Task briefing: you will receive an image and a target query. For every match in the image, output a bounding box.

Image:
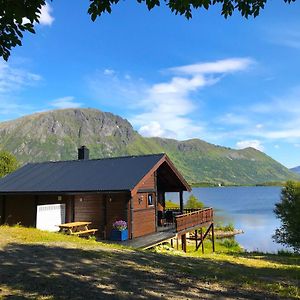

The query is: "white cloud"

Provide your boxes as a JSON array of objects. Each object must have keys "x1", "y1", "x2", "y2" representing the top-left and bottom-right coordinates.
[
  {"x1": 50, "y1": 96, "x2": 82, "y2": 109},
  {"x1": 131, "y1": 75, "x2": 210, "y2": 139},
  {"x1": 38, "y1": 2, "x2": 54, "y2": 26},
  {"x1": 103, "y1": 69, "x2": 115, "y2": 76},
  {"x1": 89, "y1": 58, "x2": 253, "y2": 140},
  {"x1": 131, "y1": 58, "x2": 252, "y2": 139},
  {"x1": 88, "y1": 70, "x2": 147, "y2": 108},
  {"x1": 139, "y1": 122, "x2": 167, "y2": 137},
  {"x1": 0, "y1": 61, "x2": 42, "y2": 119},
  {"x1": 244, "y1": 87, "x2": 300, "y2": 142},
  {"x1": 218, "y1": 113, "x2": 250, "y2": 125},
  {"x1": 268, "y1": 28, "x2": 300, "y2": 50},
  {"x1": 236, "y1": 140, "x2": 264, "y2": 151},
  {"x1": 0, "y1": 61, "x2": 41, "y2": 93},
  {"x1": 169, "y1": 58, "x2": 254, "y2": 75},
  {"x1": 0, "y1": 100, "x2": 33, "y2": 117},
  {"x1": 257, "y1": 128, "x2": 300, "y2": 140}
]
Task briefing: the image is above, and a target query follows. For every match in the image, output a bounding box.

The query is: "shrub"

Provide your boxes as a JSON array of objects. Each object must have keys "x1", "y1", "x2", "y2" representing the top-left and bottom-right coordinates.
[
  {"x1": 0, "y1": 151, "x2": 18, "y2": 178},
  {"x1": 165, "y1": 200, "x2": 179, "y2": 209},
  {"x1": 216, "y1": 222, "x2": 235, "y2": 232},
  {"x1": 273, "y1": 181, "x2": 300, "y2": 253},
  {"x1": 185, "y1": 194, "x2": 204, "y2": 209},
  {"x1": 219, "y1": 238, "x2": 240, "y2": 249}
]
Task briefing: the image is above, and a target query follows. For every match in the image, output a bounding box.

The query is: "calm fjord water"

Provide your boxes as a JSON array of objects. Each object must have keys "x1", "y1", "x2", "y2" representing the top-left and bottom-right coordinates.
[{"x1": 167, "y1": 186, "x2": 286, "y2": 253}]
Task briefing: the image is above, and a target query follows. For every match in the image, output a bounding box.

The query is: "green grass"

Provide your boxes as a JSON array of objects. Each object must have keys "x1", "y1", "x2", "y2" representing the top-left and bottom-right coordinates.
[
  {"x1": 215, "y1": 222, "x2": 235, "y2": 232},
  {"x1": 0, "y1": 225, "x2": 299, "y2": 299}
]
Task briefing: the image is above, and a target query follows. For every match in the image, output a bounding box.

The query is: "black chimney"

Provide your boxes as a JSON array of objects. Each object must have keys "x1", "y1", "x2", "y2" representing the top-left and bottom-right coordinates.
[{"x1": 78, "y1": 146, "x2": 89, "y2": 160}]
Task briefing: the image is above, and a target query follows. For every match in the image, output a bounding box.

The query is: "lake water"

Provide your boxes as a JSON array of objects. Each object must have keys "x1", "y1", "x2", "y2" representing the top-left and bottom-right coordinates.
[{"x1": 166, "y1": 186, "x2": 288, "y2": 253}]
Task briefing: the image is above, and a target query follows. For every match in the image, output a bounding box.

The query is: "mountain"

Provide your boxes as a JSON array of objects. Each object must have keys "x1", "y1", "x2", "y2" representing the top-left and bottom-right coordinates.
[
  {"x1": 0, "y1": 108, "x2": 298, "y2": 185},
  {"x1": 290, "y1": 166, "x2": 300, "y2": 175}
]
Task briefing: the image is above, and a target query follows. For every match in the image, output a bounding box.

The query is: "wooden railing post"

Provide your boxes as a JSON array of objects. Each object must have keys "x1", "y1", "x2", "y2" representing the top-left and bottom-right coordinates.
[
  {"x1": 179, "y1": 191, "x2": 184, "y2": 214},
  {"x1": 211, "y1": 222, "x2": 215, "y2": 252}
]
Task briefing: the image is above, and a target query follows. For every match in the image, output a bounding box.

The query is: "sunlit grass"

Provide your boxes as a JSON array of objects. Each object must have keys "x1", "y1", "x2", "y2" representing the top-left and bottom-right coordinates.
[
  {"x1": 0, "y1": 225, "x2": 299, "y2": 299},
  {"x1": 0, "y1": 225, "x2": 128, "y2": 250}
]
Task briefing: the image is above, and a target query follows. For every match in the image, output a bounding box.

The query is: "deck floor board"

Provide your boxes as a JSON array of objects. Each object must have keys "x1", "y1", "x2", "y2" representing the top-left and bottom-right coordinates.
[{"x1": 106, "y1": 230, "x2": 176, "y2": 249}]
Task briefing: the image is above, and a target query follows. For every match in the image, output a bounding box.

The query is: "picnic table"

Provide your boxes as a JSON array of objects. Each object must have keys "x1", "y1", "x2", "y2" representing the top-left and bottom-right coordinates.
[{"x1": 58, "y1": 221, "x2": 98, "y2": 237}]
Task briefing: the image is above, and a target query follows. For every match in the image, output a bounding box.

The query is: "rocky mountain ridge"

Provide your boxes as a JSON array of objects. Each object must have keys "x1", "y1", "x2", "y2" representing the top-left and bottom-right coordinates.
[{"x1": 0, "y1": 108, "x2": 298, "y2": 185}]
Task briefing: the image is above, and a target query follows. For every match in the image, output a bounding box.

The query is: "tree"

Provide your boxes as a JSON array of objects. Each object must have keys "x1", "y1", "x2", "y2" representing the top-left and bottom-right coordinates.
[
  {"x1": 165, "y1": 199, "x2": 179, "y2": 209},
  {"x1": 185, "y1": 194, "x2": 204, "y2": 209},
  {"x1": 0, "y1": 0, "x2": 297, "y2": 61},
  {"x1": 273, "y1": 181, "x2": 300, "y2": 253},
  {"x1": 0, "y1": 151, "x2": 19, "y2": 178}
]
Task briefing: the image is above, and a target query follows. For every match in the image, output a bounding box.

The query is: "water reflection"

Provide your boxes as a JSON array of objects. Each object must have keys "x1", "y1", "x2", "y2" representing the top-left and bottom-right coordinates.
[{"x1": 166, "y1": 186, "x2": 288, "y2": 253}]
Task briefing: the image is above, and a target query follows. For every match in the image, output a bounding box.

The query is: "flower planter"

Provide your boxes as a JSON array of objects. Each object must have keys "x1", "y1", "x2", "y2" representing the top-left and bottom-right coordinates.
[{"x1": 110, "y1": 229, "x2": 128, "y2": 241}]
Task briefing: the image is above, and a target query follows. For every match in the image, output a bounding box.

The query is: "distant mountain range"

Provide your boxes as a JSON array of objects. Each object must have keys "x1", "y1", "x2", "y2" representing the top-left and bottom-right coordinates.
[
  {"x1": 0, "y1": 108, "x2": 298, "y2": 185},
  {"x1": 290, "y1": 166, "x2": 300, "y2": 175}
]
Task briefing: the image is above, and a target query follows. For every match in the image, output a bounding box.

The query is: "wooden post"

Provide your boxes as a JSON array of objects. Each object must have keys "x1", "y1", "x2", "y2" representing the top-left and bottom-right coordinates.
[
  {"x1": 71, "y1": 196, "x2": 75, "y2": 222},
  {"x1": 182, "y1": 233, "x2": 187, "y2": 252},
  {"x1": 179, "y1": 191, "x2": 184, "y2": 214},
  {"x1": 130, "y1": 195, "x2": 134, "y2": 239},
  {"x1": 154, "y1": 171, "x2": 158, "y2": 232},
  {"x1": 195, "y1": 229, "x2": 198, "y2": 251},
  {"x1": 211, "y1": 223, "x2": 215, "y2": 252},
  {"x1": 0, "y1": 196, "x2": 5, "y2": 225},
  {"x1": 34, "y1": 195, "x2": 38, "y2": 227},
  {"x1": 171, "y1": 238, "x2": 174, "y2": 248},
  {"x1": 176, "y1": 237, "x2": 179, "y2": 250},
  {"x1": 200, "y1": 227, "x2": 204, "y2": 254}
]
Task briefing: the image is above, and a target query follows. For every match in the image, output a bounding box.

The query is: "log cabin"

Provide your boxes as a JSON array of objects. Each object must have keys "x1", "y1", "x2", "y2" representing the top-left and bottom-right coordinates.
[{"x1": 0, "y1": 147, "x2": 214, "y2": 249}]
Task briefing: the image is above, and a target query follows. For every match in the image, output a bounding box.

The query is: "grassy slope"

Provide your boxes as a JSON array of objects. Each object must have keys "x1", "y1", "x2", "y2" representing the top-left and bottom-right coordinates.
[
  {"x1": 147, "y1": 137, "x2": 300, "y2": 185},
  {"x1": 0, "y1": 226, "x2": 299, "y2": 299}
]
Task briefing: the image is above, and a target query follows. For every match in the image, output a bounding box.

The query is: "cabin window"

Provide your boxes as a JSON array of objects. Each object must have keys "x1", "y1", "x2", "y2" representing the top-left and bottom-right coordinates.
[{"x1": 147, "y1": 194, "x2": 153, "y2": 206}]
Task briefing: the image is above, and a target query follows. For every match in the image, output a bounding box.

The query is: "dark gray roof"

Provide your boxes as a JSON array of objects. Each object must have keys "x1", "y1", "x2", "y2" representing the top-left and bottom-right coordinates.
[{"x1": 0, "y1": 154, "x2": 165, "y2": 194}]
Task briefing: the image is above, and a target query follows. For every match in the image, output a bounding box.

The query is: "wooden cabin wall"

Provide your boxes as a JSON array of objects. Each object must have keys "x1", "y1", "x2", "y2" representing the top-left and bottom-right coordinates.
[
  {"x1": 132, "y1": 192, "x2": 156, "y2": 238},
  {"x1": 106, "y1": 193, "x2": 129, "y2": 236},
  {"x1": 4, "y1": 195, "x2": 36, "y2": 226},
  {"x1": 132, "y1": 172, "x2": 157, "y2": 238},
  {"x1": 137, "y1": 173, "x2": 155, "y2": 191},
  {"x1": 1, "y1": 194, "x2": 74, "y2": 227},
  {"x1": 0, "y1": 196, "x2": 3, "y2": 224},
  {"x1": 74, "y1": 194, "x2": 105, "y2": 231}
]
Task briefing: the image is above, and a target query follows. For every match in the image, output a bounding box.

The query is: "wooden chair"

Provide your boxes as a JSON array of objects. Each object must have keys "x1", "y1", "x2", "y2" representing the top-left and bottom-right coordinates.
[{"x1": 157, "y1": 210, "x2": 166, "y2": 227}]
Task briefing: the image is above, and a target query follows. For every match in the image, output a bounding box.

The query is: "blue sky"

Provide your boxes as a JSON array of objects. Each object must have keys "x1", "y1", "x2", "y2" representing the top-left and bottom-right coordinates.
[{"x1": 1, "y1": 1, "x2": 300, "y2": 167}]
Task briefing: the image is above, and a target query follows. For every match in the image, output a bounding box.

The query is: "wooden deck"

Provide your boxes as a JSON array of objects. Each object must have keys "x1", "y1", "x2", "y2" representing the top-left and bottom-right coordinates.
[
  {"x1": 110, "y1": 229, "x2": 176, "y2": 249},
  {"x1": 103, "y1": 208, "x2": 214, "y2": 250}
]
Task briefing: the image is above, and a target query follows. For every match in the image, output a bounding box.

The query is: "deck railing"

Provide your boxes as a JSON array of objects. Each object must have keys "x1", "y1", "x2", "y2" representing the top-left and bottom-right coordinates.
[{"x1": 174, "y1": 208, "x2": 213, "y2": 233}]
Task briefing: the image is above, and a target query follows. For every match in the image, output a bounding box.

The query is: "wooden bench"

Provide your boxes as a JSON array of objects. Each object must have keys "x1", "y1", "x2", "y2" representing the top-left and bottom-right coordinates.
[
  {"x1": 71, "y1": 229, "x2": 98, "y2": 236},
  {"x1": 58, "y1": 222, "x2": 98, "y2": 238}
]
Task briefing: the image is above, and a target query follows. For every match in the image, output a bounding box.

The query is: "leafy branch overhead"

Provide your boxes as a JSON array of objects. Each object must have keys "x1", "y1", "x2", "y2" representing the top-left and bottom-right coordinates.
[{"x1": 0, "y1": 0, "x2": 297, "y2": 61}]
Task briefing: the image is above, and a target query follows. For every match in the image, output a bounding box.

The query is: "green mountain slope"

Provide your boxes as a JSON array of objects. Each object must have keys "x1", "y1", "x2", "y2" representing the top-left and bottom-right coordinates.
[{"x1": 0, "y1": 108, "x2": 298, "y2": 185}]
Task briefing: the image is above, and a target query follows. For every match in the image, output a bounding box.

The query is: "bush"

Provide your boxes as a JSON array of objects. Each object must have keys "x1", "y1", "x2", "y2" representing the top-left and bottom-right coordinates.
[
  {"x1": 165, "y1": 200, "x2": 179, "y2": 209},
  {"x1": 219, "y1": 238, "x2": 240, "y2": 250},
  {"x1": 0, "y1": 151, "x2": 18, "y2": 178},
  {"x1": 185, "y1": 194, "x2": 204, "y2": 209},
  {"x1": 273, "y1": 181, "x2": 300, "y2": 253},
  {"x1": 216, "y1": 222, "x2": 235, "y2": 232}
]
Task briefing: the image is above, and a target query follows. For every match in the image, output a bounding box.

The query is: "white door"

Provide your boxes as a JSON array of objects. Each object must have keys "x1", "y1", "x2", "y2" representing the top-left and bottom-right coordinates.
[{"x1": 36, "y1": 204, "x2": 66, "y2": 232}]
